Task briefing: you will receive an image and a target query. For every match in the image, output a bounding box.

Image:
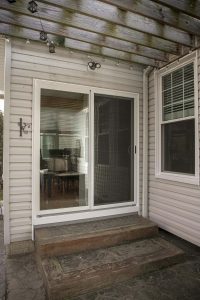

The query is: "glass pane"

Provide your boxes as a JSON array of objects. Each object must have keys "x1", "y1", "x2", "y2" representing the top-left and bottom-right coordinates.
[
  {"x1": 162, "y1": 63, "x2": 194, "y2": 121},
  {"x1": 172, "y1": 68, "x2": 183, "y2": 87},
  {"x1": 162, "y1": 119, "x2": 195, "y2": 174},
  {"x1": 40, "y1": 89, "x2": 89, "y2": 210},
  {"x1": 94, "y1": 94, "x2": 134, "y2": 206},
  {"x1": 184, "y1": 63, "x2": 194, "y2": 81},
  {"x1": 162, "y1": 73, "x2": 171, "y2": 91}
]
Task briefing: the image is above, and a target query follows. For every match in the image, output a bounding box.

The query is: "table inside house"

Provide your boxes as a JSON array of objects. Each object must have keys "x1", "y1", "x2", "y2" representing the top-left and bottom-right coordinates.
[{"x1": 40, "y1": 171, "x2": 85, "y2": 198}]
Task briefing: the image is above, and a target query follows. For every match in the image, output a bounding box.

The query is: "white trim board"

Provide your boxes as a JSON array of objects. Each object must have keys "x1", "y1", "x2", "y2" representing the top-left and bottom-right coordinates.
[{"x1": 3, "y1": 40, "x2": 11, "y2": 245}]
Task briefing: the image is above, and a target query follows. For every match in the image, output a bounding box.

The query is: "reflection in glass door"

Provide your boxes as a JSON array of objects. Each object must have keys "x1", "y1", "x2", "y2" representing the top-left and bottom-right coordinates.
[
  {"x1": 40, "y1": 89, "x2": 89, "y2": 210},
  {"x1": 94, "y1": 94, "x2": 134, "y2": 206}
]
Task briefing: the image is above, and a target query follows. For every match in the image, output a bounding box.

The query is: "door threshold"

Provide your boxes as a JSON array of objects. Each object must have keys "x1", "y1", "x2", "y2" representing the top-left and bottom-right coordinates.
[{"x1": 33, "y1": 205, "x2": 139, "y2": 227}]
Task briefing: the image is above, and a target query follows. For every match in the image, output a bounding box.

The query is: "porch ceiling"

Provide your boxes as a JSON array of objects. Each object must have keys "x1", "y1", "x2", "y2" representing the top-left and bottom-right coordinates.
[{"x1": 0, "y1": 0, "x2": 200, "y2": 66}]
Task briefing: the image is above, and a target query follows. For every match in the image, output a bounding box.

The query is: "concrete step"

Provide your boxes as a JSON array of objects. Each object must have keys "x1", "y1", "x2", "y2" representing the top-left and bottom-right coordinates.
[
  {"x1": 35, "y1": 215, "x2": 158, "y2": 257},
  {"x1": 39, "y1": 237, "x2": 184, "y2": 300}
]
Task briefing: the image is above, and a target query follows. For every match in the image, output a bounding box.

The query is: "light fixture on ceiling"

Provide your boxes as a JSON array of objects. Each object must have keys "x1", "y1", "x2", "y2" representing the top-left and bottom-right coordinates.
[
  {"x1": 40, "y1": 31, "x2": 47, "y2": 41},
  {"x1": 49, "y1": 41, "x2": 56, "y2": 53},
  {"x1": 5, "y1": 36, "x2": 10, "y2": 43},
  {"x1": 28, "y1": 0, "x2": 38, "y2": 13},
  {"x1": 26, "y1": 39, "x2": 30, "y2": 45},
  {"x1": 88, "y1": 61, "x2": 101, "y2": 70}
]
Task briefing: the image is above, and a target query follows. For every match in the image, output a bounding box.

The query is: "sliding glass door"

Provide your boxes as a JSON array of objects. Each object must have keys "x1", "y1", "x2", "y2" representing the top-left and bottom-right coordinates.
[
  {"x1": 40, "y1": 89, "x2": 89, "y2": 210},
  {"x1": 94, "y1": 94, "x2": 134, "y2": 206},
  {"x1": 36, "y1": 82, "x2": 137, "y2": 214}
]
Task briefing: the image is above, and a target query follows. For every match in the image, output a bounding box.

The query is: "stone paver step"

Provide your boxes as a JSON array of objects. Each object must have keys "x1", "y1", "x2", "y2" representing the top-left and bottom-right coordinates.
[
  {"x1": 39, "y1": 237, "x2": 184, "y2": 300},
  {"x1": 35, "y1": 215, "x2": 158, "y2": 257}
]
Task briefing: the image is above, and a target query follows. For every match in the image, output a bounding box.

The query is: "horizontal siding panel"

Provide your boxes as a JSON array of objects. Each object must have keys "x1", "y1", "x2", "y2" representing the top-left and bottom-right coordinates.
[
  {"x1": 10, "y1": 106, "x2": 32, "y2": 116},
  {"x1": 12, "y1": 68, "x2": 141, "y2": 93},
  {"x1": 10, "y1": 131, "x2": 32, "y2": 139},
  {"x1": 12, "y1": 53, "x2": 142, "y2": 82},
  {"x1": 149, "y1": 187, "x2": 200, "y2": 206},
  {"x1": 10, "y1": 91, "x2": 32, "y2": 100},
  {"x1": 10, "y1": 115, "x2": 32, "y2": 123},
  {"x1": 11, "y1": 61, "x2": 140, "y2": 89},
  {"x1": 10, "y1": 202, "x2": 32, "y2": 211},
  {"x1": 149, "y1": 206, "x2": 200, "y2": 234},
  {"x1": 10, "y1": 138, "x2": 32, "y2": 148},
  {"x1": 150, "y1": 212, "x2": 200, "y2": 247},
  {"x1": 10, "y1": 217, "x2": 32, "y2": 227},
  {"x1": 10, "y1": 170, "x2": 32, "y2": 179},
  {"x1": 9, "y1": 162, "x2": 32, "y2": 171},
  {"x1": 11, "y1": 232, "x2": 32, "y2": 242},
  {"x1": 149, "y1": 180, "x2": 200, "y2": 197},
  {"x1": 11, "y1": 83, "x2": 33, "y2": 93},
  {"x1": 10, "y1": 154, "x2": 32, "y2": 163},
  {"x1": 10, "y1": 178, "x2": 32, "y2": 187},
  {"x1": 11, "y1": 76, "x2": 33, "y2": 85},
  {"x1": 10, "y1": 194, "x2": 32, "y2": 203},
  {"x1": 150, "y1": 198, "x2": 200, "y2": 222},
  {"x1": 10, "y1": 186, "x2": 32, "y2": 195},
  {"x1": 10, "y1": 99, "x2": 32, "y2": 109},
  {"x1": 10, "y1": 83, "x2": 33, "y2": 94},
  {"x1": 10, "y1": 209, "x2": 32, "y2": 219},
  {"x1": 10, "y1": 122, "x2": 32, "y2": 132},
  {"x1": 150, "y1": 194, "x2": 200, "y2": 217},
  {"x1": 11, "y1": 225, "x2": 32, "y2": 235},
  {"x1": 10, "y1": 147, "x2": 32, "y2": 155}
]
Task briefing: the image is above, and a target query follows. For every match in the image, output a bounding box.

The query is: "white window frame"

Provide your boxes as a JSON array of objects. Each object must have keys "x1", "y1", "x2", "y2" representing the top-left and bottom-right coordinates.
[{"x1": 155, "y1": 51, "x2": 199, "y2": 185}]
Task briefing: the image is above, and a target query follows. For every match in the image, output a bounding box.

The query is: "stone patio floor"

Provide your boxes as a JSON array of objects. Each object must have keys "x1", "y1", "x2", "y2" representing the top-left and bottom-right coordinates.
[{"x1": 0, "y1": 219, "x2": 200, "y2": 300}]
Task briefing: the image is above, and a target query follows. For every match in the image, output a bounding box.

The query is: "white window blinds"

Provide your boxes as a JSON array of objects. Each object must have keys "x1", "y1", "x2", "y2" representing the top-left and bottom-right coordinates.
[{"x1": 162, "y1": 63, "x2": 194, "y2": 121}]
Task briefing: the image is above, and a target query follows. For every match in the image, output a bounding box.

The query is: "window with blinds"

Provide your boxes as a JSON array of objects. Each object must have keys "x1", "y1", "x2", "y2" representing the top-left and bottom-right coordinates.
[{"x1": 162, "y1": 63, "x2": 194, "y2": 121}]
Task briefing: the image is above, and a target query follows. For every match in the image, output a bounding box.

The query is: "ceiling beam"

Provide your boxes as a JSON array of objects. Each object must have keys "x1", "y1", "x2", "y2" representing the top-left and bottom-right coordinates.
[
  {"x1": 64, "y1": 38, "x2": 157, "y2": 66},
  {"x1": 0, "y1": 8, "x2": 180, "y2": 55},
  {"x1": 34, "y1": 0, "x2": 193, "y2": 46},
  {"x1": 152, "y1": 0, "x2": 200, "y2": 20},
  {"x1": 0, "y1": 21, "x2": 168, "y2": 62},
  {"x1": 99, "y1": 0, "x2": 200, "y2": 36},
  {"x1": 0, "y1": 24, "x2": 157, "y2": 66}
]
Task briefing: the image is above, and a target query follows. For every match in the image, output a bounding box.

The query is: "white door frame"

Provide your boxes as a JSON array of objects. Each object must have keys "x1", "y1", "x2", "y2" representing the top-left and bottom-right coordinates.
[{"x1": 32, "y1": 79, "x2": 140, "y2": 229}]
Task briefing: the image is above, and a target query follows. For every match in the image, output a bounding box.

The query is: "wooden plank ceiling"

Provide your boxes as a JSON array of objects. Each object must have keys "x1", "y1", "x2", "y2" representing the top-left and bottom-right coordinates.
[{"x1": 0, "y1": 0, "x2": 200, "y2": 66}]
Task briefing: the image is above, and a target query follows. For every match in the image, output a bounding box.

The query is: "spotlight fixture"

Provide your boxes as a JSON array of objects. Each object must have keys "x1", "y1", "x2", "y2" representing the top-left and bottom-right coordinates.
[
  {"x1": 7, "y1": 0, "x2": 16, "y2": 3},
  {"x1": 5, "y1": 36, "x2": 10, "y2": 43},
  {"x1": 49, "y1": 41, "x2": 55, "y2": 53},
  {"x1": 28, "y1": 0, "x2": 38, "y2": 13},
  {"x1": 40, "y1": 31, "x2": 47, "y2": 41},
  {"x1": 88, "y1": 61, "x2": 101, "y2": 70},
  {"x1": 26, "y1": 39, "x2": 30, "y2": 44}
]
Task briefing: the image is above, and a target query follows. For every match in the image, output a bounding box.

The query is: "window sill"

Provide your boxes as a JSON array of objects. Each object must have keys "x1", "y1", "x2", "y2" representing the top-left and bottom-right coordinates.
[{"x1": 155, "y1": 172, "x2": 199, "y2": 185}]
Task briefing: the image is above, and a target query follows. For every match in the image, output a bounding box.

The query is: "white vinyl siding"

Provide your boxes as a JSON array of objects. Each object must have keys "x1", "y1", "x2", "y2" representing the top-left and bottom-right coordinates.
[
  {"x1": 7, "y1": 39, "x2": 144, "y2": 243},
  {"x1": 148, "y1": 51, "x2": 200, "y2": 247}
]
